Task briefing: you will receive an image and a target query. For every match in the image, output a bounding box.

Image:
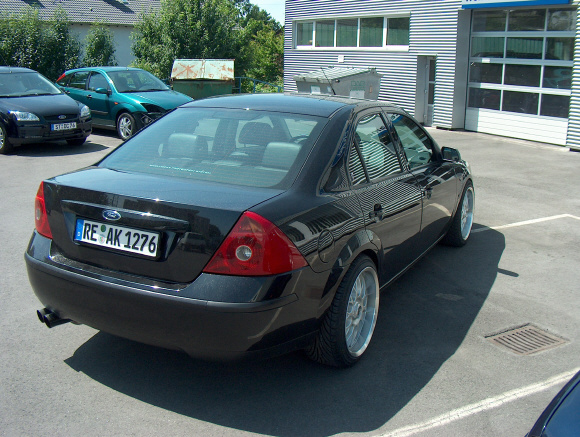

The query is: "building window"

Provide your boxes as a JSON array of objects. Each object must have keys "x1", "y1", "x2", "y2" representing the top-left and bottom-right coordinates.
[
  {"x1": 296, "y1": 22, "x2": 313, "y2": 46},
  {"x1": 295, "y1": 15, "x2": 410, "y2": 49},
  {"x1": 337, "y1": 19, "x2": 358, "y2": 47},
  {"x1": 360, "y1": 17, "x2": 384, "y2": 47},
  {"x1": 467, "y1": 8, "x2": 574, "y2": 119},
  {"x1": 315, "y1": 20, "x2": 335, "y2": 47},
  {"x1": 387, "y1": 17, "x2": 410, "y2": 45}
]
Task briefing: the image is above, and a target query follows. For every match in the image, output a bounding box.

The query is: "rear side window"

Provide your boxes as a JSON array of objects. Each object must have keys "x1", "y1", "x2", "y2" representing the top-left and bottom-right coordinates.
[
  {"x1": 99, "y1": 108, "x2": 327, "y2": 189},
  {"x1": 350, "y1": 113, "x2": 402, "y2": 185},
  {"x1": 68, "y1": 71, "x2": 90, "y2": 90}
]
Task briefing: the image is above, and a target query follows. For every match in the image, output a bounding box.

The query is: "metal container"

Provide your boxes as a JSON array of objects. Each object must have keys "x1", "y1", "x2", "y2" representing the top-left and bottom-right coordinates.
[
  {"x1": 293, "y1": 67, "x2": 383, "y2": 100},
  {"x1": 171, "y1": 59, "x2": 234, "y2": 99}
]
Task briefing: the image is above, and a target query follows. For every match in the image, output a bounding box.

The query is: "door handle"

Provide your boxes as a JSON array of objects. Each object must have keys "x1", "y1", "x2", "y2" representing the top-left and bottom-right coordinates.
[
  {"x1": 87, "y1": 94, "x2": 93, "y2": 99},
  {"x1": 369, "y1": 204, "x2": 384, "y2": 221}
]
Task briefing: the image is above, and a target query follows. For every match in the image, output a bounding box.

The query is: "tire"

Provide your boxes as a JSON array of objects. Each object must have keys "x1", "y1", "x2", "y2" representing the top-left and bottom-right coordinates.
[
  {"x1": 0, "y1": 123, "x2": 13, "y2": 155},
  {"x1": 305, "y1": 255, "x2": 380, "y2": 367},
  {"x1": 441, "y1": 181, "x2": 474, "y2": 247},
  {"x1": 116, "y1": 112, "x2": 136, "y2": 140},
  {"x1": 67, "y1": 137, "x2": 87, "y2": 147}
]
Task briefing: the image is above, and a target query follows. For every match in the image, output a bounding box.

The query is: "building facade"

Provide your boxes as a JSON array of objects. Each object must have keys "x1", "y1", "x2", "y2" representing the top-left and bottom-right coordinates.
[{"x1": 284, "y1": 0, "x2": 580, "y2": 148}]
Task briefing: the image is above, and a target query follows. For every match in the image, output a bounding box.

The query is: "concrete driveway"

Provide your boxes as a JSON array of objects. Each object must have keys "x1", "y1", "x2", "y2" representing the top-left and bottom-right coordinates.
[{"x1": 0, "y1": 128, "x2": 578, "y2": 436}]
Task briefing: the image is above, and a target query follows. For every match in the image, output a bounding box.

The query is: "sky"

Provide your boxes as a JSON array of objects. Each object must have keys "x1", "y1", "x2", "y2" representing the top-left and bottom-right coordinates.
[{"x1": 251, "y1": 0, "x2": 285, "y2": 25}]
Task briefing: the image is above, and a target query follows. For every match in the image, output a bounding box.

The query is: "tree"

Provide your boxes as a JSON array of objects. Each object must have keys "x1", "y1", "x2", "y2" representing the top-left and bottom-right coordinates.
[
  {"x1": 131, "y1": 0, "x2": 283, "y2": 89},
  {"x1": 131, "y1": 0, "x2": 241, "y2": 80},
  {"x1": 83, "y1": 24, "x2": 117, "y2": 67},
  {"x1": 243, "y1": 26, "x2": 283, "y2": 89},
  {"x1": 0, "y1": 6, "x2": 81, "y2": 80}
]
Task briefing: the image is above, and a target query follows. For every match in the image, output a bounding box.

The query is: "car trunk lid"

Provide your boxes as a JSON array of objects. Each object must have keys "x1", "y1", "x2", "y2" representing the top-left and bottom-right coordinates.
[{"x1": 43, "y1": 167, "x2": 283, "y2": 284}]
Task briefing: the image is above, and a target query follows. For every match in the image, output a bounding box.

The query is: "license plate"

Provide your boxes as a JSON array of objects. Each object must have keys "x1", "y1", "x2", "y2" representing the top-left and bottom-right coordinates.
[
  {"x1": 52, "y1": 122, "x2": 77, "y2": 131},
  {"x1": 74, "y1": 219, "x2": 159, "y2": 258}
]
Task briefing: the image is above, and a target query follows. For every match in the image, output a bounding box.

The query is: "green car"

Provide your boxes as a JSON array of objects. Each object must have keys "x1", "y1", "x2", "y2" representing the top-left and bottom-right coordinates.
[{"x1": 56, "y1": 67, "x2": 192, "y2": 140}]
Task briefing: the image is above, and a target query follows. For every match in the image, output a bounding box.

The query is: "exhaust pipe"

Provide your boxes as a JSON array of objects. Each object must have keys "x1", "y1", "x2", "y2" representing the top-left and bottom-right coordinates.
[{"x1": 37, "y1": 308, "x2": 71, "y2": 328}]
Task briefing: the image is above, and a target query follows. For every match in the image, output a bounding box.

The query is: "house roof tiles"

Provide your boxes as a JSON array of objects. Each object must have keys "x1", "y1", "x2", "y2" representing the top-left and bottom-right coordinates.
[{"x1": 0, "y1": 0, "x2": 161, "y2": 26}]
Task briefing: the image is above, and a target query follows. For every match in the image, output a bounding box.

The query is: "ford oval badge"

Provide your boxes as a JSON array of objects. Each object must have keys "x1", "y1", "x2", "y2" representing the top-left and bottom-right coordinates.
[
  {"x1": 102, "y1": 210, "x2": 121, "y2": 221},
  {"x1": 58, "y1": 115, "x2": 67, "y2": 120}
]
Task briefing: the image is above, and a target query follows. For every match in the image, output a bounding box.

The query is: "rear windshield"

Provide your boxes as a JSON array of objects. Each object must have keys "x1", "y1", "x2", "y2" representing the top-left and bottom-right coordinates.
[
  {"x1": 0, "y1": 72, "x2": 62, "y2": 97},
  {"x1": 99, "y1": 107, "x2": 327, "y2": 189}
]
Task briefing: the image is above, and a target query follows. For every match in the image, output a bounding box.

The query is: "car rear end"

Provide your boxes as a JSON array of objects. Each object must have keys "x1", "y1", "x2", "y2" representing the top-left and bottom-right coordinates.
[{"x1": 25, "y1": 100, "x2": 333, "y2": 360}]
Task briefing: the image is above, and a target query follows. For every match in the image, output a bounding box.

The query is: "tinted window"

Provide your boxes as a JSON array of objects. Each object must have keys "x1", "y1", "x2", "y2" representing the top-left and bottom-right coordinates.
[
  {"x1": 389, "y1": 114, "x2": 433, "y2": 169},
  {"x1": 348, "y1": 144, "x2": 367, "y2": 186},
  {"x1": 68, "y1": 71, "x2": 89, "y2": 90},
  {"x1": 353, "y1": 113, "x2": 402, "y2": 183},
  {"x1": 0, "y1": 72, "x2": 61, "y2": 97},
  {"x1": 88, "y1": 73, "x2": 110, "y2": 91},
  {"x1": 100, "y1": 108, "x2": 327, "y2": 189}
]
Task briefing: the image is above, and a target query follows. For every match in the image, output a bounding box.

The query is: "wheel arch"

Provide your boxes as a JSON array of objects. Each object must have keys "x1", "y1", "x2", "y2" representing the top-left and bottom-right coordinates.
[{"x1": 316, "y1": 230, "x2": 380, "y2": 318}]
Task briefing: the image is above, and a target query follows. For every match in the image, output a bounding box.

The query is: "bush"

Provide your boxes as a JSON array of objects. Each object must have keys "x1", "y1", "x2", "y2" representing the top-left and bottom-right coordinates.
[
  {"x1": 83, "y1": 24, "x2": 117, "y2": 67},
  {"x1": 0, "y1": 6, "x2": 81, "y2": 80}
]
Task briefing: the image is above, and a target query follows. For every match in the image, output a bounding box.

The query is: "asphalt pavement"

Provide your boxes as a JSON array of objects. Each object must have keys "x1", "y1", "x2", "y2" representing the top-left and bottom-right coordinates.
[{"x1": 0, "y1": 127, "x2": 578, "y2": 437}]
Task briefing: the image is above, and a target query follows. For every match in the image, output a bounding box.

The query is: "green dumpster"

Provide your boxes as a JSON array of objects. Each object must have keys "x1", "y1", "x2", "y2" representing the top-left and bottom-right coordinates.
[{"x1": 171, "y1": 59, "x2": 234, "y2": 99}]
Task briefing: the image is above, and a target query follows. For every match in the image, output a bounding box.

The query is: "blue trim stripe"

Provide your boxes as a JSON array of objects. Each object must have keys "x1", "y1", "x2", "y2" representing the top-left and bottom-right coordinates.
[{"x1": 463, "y1": 0, "x2": 570, "y2": 8}]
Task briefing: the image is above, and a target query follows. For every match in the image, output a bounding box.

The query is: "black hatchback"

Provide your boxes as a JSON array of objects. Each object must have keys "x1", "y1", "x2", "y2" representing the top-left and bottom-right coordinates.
[
  {"x1": 0, "y1": 67, "x2": 92, "y2": 154},
  {"x1": 25, "y1": 93, "x2": 474, "y2": 367}
]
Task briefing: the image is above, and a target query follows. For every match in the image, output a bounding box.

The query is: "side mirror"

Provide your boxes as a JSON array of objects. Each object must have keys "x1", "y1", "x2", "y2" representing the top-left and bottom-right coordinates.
[
  {"x1": 442, "y1": 147, "x2": 461, "y2": 162},
  {"x1": 95, "y1": 87, "x2": 110, "y2": 95}
]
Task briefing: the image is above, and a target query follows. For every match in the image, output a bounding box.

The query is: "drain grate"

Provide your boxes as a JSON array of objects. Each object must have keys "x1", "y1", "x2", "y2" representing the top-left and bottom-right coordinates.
[{"x1": 486, "y1": 324, "x2": 567, "y2": 356}]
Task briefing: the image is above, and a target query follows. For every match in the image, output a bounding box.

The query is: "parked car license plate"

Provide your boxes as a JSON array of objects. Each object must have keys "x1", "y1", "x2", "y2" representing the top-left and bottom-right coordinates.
[
  {"x1": 51, "y1": 122, "x2": 77, "y2": 131},
  {"x1": 74, "y1": 219, "x2": 159, "y2": 258}
]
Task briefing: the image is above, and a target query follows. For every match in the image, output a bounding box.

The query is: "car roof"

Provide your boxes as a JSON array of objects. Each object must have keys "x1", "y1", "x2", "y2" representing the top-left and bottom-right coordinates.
[
  {"x1": 183, "y1": 93, "x2": 401, "y2": 118},
  {"x1": 67, "y1": 66, "x2": 144, "y2": 73},
  {"x1": 0, "y1": 66, "x2": 37, "y2": 74}
]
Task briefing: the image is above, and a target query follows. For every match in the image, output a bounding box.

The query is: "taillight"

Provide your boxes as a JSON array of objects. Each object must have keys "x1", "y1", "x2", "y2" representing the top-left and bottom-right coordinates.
[
  {"x1": 35, "y1": 182, "x2": 52, "y2": 239},
  {"x1": 203, "y1": 211, "x2": 308, "y2": 276}
]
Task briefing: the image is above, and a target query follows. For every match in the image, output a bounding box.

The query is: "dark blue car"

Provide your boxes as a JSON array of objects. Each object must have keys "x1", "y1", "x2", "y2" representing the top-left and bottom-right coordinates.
[{"x1": 0, "y1": 67, "x2": 92, "y2": 154}]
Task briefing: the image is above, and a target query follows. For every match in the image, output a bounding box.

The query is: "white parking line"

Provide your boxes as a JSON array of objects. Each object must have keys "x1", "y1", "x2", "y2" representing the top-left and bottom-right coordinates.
[
  {"x1": 472, "y1": 214, "x2": 580, "y2": 233},
  {"x1": 380, "y1": 368, "x2": 580, "y2": 437}
]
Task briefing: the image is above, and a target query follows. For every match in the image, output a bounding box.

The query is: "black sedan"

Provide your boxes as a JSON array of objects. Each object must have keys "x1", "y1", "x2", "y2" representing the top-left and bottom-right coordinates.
[
  {"x1": 0, "y1": 67, "x2": 92, "y2": 154},
  {"x1": 25, "y1": 93, "x2": 474, "y2": 367}
]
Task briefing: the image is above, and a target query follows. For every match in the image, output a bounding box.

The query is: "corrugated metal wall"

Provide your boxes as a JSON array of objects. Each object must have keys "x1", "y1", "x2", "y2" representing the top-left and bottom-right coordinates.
[
  {"x1": 284, "y1": 0, "x2": 463, "y2": 129},
  {"x1": 566, "y1": 1, "x2": 580, "y2": 150}
]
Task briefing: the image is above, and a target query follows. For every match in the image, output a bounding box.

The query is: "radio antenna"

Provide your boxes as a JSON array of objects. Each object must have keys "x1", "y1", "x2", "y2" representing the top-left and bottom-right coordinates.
[{"x1": 321, "y1": 67, "x2": 336, "y2": 95}]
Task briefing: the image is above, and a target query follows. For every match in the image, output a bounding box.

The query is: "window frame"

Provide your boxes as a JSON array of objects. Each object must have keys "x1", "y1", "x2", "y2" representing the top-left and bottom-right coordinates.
[{"x1": 294, "y1": 14, "x2": 410, "y2": 51}]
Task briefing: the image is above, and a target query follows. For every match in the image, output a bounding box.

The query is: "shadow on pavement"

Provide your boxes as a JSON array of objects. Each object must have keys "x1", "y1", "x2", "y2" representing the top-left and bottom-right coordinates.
[
  {"x1": 65, "y1": 227, "x2": 504, "y2": 436},
  {"x1": 10, "y1": 140, "x2": 109, "y2": 157}
]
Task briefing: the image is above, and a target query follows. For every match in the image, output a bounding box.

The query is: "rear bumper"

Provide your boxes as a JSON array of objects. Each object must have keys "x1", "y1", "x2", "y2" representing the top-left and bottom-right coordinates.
[{"x1": 25, "y1": 232, "x2": 321, "y2": 361}]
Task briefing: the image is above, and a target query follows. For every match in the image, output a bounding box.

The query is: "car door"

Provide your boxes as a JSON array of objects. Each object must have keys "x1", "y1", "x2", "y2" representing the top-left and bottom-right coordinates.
[
  {"x1": 86, "y1": 72, "x2": 114, "y2": 127},
  {"x1": 387, "y1": 112, "x2": 458, "y2": 252},
  {"x1": 349, "y1": 111, "x2": 423, "y2": 283}
]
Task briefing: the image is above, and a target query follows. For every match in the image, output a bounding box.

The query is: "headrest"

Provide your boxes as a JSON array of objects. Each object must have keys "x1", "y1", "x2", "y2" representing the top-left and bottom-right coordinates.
[
  {"x1": 261, "y1": 142, "x2": 300, "y2": 170},
  {"x1": 239, "y1": 122, "x2": 274, "y2": 146},
  {"x1": 167, "y1": 133, "x2": 207, "y2": 159}
]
